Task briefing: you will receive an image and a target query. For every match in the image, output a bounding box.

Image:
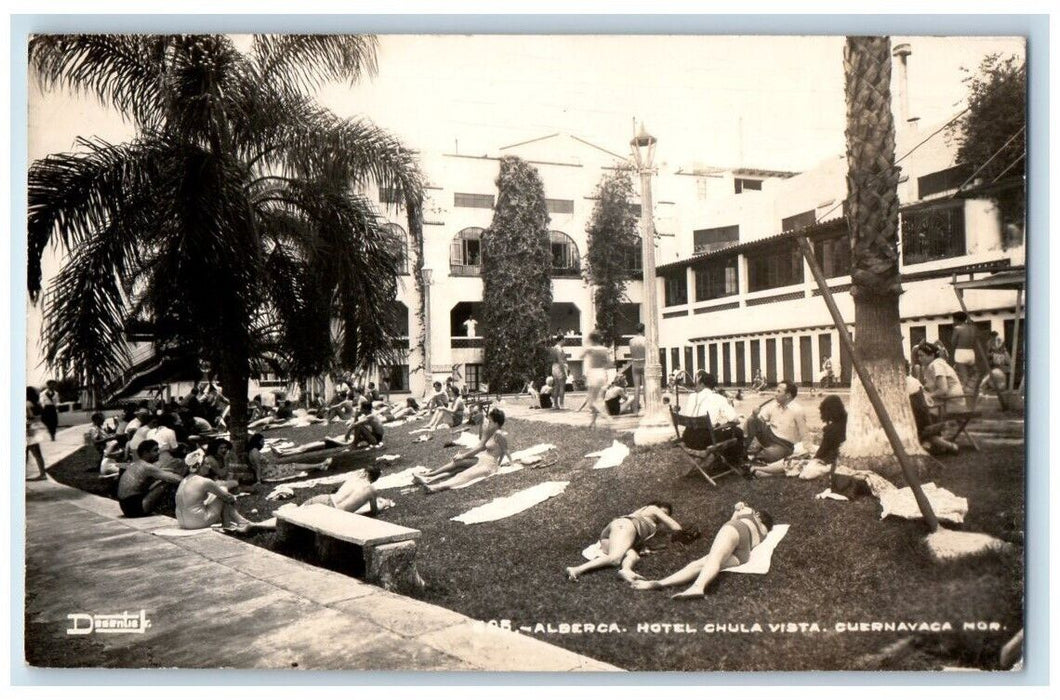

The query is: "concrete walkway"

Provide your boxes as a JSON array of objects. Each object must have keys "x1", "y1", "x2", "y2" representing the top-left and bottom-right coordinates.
[{"x1": 23, "y1": 426, "x2": 619, "y2": 672}]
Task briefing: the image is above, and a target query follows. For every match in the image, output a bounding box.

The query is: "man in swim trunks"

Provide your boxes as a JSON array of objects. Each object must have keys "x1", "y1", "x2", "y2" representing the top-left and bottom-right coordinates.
[
  {"x1": 627, "y1": 324, "x2": 646, "y2": 414},
  {"x1": 951, "y1": 311, "x2": 980, "y2": 407},
  {"x1": 117, "y1": 440, "x2": 184, "y2": 518},
  {"x1": 301, "y1": 465, "x2": 382, "y2": 515},
  {"x1": 631, "y1": 502, "x2": 774, "y2": 598}
]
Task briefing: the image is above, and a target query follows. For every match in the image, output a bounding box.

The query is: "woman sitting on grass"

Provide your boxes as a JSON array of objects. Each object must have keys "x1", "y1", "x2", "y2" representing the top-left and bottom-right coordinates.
[
  {"x1": 200, "y1": 437, "x2": 239, "y2": 490},
  {"x1": 175, "y1": 472, "x2": 267, "y2": 532},
  {"x1": 245, "y1": 432, "x2": 334, "y2": 485},
  {"x1": 424, "y1": 390, "x2": 466, "y2": 431},
  {"x1": 752, "y1": 395, "x2": 847, "y2": 478},
  {"x1": 566, "y1": 502, "x2": 682, "y2": 582},
  {"x1": 631, "y1": 501, "x2": 773, "y2": 599},
  {"x1": 413, "y1": 408, "x2": 509, "y2": 494}
]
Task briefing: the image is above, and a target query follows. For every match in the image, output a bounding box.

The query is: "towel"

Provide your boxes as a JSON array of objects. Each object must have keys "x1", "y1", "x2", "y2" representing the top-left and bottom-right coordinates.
[
  {"x1": 452, "y1": 481, "x2": 569, "y2": 524},
  {"x1": 879, "y1": 482, "x2": 969, "y2": 524},
  {"x1": 152, "y1": 527, "x2": 215, "y2": 537},
  {"x1": 261, "y1": 471, "x2": 308, "y2": 483},
  {"x1": 374, "y1": 466, "x2": 427, "y2": 491},
  {"x1": 814, "y1": 488, "x2": 850, "y2": 501},
  {"x1": 265, "y1": 486, "x2": 295, "y2": 501},
  {"x1": 375, "y1": 454, "x2": 402, "y2": 462},
  {"x1": 723, "y1": 524, "x2": 790, "y2": 574},
  {"x1": 510, "y1": 443, "x2": 556, "y2": 463},
  {"x1": 585, "y1": 440, "x2": 630, "y2": 469},
  {"x1": 452, "y1": 431, "x2": 481, "y2": 448}
]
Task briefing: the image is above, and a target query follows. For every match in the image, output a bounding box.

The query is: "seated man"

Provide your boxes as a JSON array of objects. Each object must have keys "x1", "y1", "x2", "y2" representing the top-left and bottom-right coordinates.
[
  {"x1": 423, "y1": 381, "x2": 449, "y2": 415},
  {"x1": 301, "y1": 465, "x2": 383, "y2": 515},
  {"x1": 425, "y1": 391, "x2": 466, "y2": 431},
  {"x1": 344, "y1": 402, "x2": 386, "y2": 447},
  {"x1": 538, "y1": 377, "x2": 554, "y2": 409},
  {"x1": 603, "y1": 376, "x2": 632, "y2": 416},
  {"x1": 116, "y1": 440, "x2": 183, "y2": 518},
  {"x1": 743, "y1": 380, "x2": 807, "y2": 463},
  {"x1": 275, "y1": 400, "x2": 294, "y2": 421}
]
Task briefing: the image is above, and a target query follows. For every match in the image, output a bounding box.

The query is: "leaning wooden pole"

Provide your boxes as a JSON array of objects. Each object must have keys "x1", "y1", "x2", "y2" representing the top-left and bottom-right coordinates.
[{"x1": 797, "y1": 235, "x2": 939, "y2": 532}]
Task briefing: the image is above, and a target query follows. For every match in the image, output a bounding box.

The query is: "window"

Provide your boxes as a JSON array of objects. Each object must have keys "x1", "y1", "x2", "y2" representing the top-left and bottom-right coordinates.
[
  {"x1": 901, "y1": 202, "x2": 966, "y2": 265},
  {"x1": 693, "y1": 225, "x2": 740, "y2": 254},
  {"x1": 383, "y1": 365, "x2": 409, "y2": 392},
  {"x1": 450, "y1": 227, "x2": 485, "y2": 275},
  {"x1": 735, "y1": 178, "x2": 763, "y2": 194},
  {"x1": 693, "y1": 256, "x2": 739, "y2": 301},
  {"x1": 664, "y1": 271, "x2": 688, "y2": 306},
  {"x1": 388, "y1": 301, "x2": 410, "y2": 338},
  {"x1": 747, "y1": 240, "x2": 804, "y2": 291},
  {"x1": 382, "y1": 223, "x2": 409, "y2": 275},
  {"x1": 781, "y1": 209, "x2": 816, "y2": 232},
  {"x1": 811, "y1": 233, "x2": 851, "y2": 278},
  {"x1": 696, "y1": 178, "x2": 710, "y2": 200},
  {"x1": 379, "y1": 186, "x2": 402, "y2": 204},
  {"x1": 454, "y1": 193, "x2": 494, "y2": 209},
  {"x1": 546, "y1": 198, "x2": 575, "y2": 215},
  {"x1": 624, "y1": 236, "x2": 643, "y2": 275},
  {"x1": 464, "y1": 363, "x2": 482, "y2": 392},
  {"x1": 917, "y1": 164, "x2": 973, "y2": 199},
  {"x1": 549, "y1": 231, "x2": 581, "y2": 276}
]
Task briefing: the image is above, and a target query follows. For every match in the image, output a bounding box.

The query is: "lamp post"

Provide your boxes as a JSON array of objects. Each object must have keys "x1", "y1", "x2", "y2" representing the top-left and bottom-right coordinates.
[
  {"x1": 630, "y1": 123, "x2": 671, "y2": 446},
  {"x1": 420, "y1": 267, "x2": 433, "y2": 391}
]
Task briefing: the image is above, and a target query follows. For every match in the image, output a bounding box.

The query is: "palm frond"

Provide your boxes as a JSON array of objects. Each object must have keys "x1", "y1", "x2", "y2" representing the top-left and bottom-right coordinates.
[
  {"x1": 28, "y1": 137, "x2": 174, "y2": 300},
  {"x1": 250, "y1": 34, "x2": 378, "y2": 97},
  {"x1": 29, "y1": 34, "x2": 172, "y2": 129}
]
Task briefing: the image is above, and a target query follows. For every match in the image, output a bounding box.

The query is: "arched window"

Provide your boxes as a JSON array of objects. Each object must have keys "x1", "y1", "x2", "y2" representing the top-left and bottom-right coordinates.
[
  {"x1": 382, "y1": 223, "x2": 409, "y2": 275},
  {"x1": 450, "y1": 227, "x2": 485, "y2": 276},
  {"x1": 549, "y1": 231, "x2": 581, "y2": 276}
]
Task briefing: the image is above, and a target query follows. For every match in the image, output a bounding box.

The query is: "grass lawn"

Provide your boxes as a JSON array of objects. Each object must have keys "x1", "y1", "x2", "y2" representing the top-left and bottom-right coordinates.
[{"x1": 46, "y1": 406, "x2": 1024, "y2": 672}]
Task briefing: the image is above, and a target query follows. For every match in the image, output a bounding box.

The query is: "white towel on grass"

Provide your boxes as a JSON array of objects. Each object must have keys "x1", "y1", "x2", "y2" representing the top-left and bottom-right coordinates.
[
  {"x1": 376, "y1": 454, "x2": 402, "y2": 462},
  {"x1": 452, "y1": 481, "x2": 569, "y2": 524},
  {"x1": 452, "y1": 431, "x2": 480, "y2": 448},
  {"x1": 510, "y1": 443, "x2": 556, "y2": 463},
  {"x1": 374, "y1": 466, "x2": 427, "y2": 491},
  {"x1": 152, "y1": 527, "x2": 214, "y2": 538},
  {"x1": 585, "y1": 440, "x2": 630, "y2": 469},
  {"x1": 879, "y1": 482, "x2": 968, "y2": 524}
]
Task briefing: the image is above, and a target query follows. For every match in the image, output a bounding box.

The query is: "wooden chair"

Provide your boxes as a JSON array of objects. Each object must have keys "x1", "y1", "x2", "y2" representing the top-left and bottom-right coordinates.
[
  {"x1": 668, "y1": 406, "x2": 742, "y2": 486},
  {"x1": 930, "y1": 394, "x2": 982, "y2": 452}
]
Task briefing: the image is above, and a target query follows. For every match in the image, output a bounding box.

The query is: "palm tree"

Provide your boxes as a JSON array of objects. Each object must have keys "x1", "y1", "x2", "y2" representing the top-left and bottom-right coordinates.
[
  {"x1": 841, "y1": 36, "x2": 924, "y2": 473},
  {"x1": 28, "y1": 34, "x2": 424, "y2": 453}
]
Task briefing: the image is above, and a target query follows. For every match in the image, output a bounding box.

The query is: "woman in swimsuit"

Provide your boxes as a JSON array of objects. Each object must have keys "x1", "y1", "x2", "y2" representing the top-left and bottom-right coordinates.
[
  {"x1": 582, "y1": 330, "x2": 614, "y2": 429},
  {"x1": 566, "y1": 502, "x2": 682, "y2": 582},
  {"x1": 631, "y1": 501, "x2": 773, "y2": 598},
  {"x1": 414, "y1": 408, "x2": 510, "y2": 494},
  {"x1": 175, "y1": 473, "x2": 263, "y2": 531},
  {"x1": 550, "y1": 334, "x2": 568, "y2": 410},
  {"x1": 245, "y1": 432, "x2": 333, "y2": 484}
]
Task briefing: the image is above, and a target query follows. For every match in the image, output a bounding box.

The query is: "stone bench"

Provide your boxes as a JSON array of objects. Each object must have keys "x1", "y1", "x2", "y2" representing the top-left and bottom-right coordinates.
[{"x1": 275, "y1": 504, "x2": 424, "y2": 592}]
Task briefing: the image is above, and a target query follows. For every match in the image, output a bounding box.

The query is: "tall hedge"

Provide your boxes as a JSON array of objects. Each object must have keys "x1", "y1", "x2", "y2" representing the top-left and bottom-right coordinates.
[
  {"x1": 481, "y1": 156, "x2": 553, "y2": 393},
  {"x1": 585, "y1": 169, "x2": 639, "y2": 346}
]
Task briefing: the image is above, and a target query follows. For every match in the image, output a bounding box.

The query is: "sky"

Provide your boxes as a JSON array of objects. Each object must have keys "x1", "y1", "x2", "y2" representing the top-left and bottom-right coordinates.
[{"x1": 24, "y1": 33, "x2": 1025, "y2": 384}]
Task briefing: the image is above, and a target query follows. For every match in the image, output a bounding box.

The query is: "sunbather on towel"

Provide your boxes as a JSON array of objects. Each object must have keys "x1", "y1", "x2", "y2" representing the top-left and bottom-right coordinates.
[
  {"x1": 246, "y1": 432, "x2": 333, "y2": 485},
  {"x1": 301, "y1": 465, "x2": 383, "y2": 515},
  {"x1": 566, "y1": 502, "x2": 682, "y2": 582},
  {"x1": 414, "y1": 408, "x2": 509, "y2": 493},
  {"x1": 632, "y1": 501, "x2": 774, "y2": 599}
]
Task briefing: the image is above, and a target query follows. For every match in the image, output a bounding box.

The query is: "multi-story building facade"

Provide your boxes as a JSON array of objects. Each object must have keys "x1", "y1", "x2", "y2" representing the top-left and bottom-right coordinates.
[{"x1": 653, "y1": 121, "x2": 1025, "y2": 389}]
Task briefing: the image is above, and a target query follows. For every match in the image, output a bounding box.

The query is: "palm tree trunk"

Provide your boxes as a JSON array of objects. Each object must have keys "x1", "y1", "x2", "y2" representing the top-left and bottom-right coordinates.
[
  {"x1": 217, "y1": 358, "x2": 250, "y2": 461},
  {"x1": 842, "y1": 36, "x2": 925, "y2": 475}
]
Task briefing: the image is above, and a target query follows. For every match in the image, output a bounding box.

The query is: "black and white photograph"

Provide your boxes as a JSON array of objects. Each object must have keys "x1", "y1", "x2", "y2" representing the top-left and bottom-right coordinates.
[{"x1": 20, "y1": 27, "x2": 1030, "y2": 675}]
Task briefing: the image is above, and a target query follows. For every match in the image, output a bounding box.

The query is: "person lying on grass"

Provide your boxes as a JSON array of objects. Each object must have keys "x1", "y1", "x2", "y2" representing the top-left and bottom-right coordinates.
[
  {"x1": 343, "y1": 402, "x2": 386, "y2": 447},
  {"x1": 175, "y1": 472, "x2": 268, "y2": 532},
  {"x1": 631, "y1": 501, "x2": 773, "y2": 599},
  {"x1": 246, "y1": 432, "x2": 333, "y2": 485},
  {"x1": 566, "y1": 502, "x2": 682, "y2": 582},
  {"x1": 413, "y1": 407, "x2": 510, "y2": 494},
  {"x1": 300, "y1": 465, "x2": 384, "y2": 515}
]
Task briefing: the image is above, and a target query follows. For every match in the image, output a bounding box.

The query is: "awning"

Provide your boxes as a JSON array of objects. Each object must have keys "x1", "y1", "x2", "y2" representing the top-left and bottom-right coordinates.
[
  {"x1": 106, "y1": 353, "x2": 200, "y2": 401},
  {"x1": 951, "y1": 268, "x2": 1026, "y2": 291}
]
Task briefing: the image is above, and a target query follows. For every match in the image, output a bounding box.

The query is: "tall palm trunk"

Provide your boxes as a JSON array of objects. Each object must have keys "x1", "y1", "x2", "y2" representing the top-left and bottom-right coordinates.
[
  {"x1": 841, "y1": 36, "x2": 924, "y2": 474},
  {"x1": 217, "y1": 357, "x2": 250, "y2": 461}
]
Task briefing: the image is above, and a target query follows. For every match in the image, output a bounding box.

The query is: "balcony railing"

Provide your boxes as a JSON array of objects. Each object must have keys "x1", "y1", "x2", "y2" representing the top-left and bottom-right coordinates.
[
  {"x1": 451, "y1": 337, "x2": 485, "y2": 349},
  {"x1": 450, "y1": 263, "x2": 482, "y2": 277}
]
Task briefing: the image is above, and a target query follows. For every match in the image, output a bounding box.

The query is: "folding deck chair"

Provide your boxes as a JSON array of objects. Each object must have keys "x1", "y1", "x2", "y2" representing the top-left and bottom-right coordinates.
[
  {"x1": 931, "y1": 395, "x2": 982, "y2": 452},
  {"x1": 668, "y1": 406, "x2": 743, "y2": 486}
]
